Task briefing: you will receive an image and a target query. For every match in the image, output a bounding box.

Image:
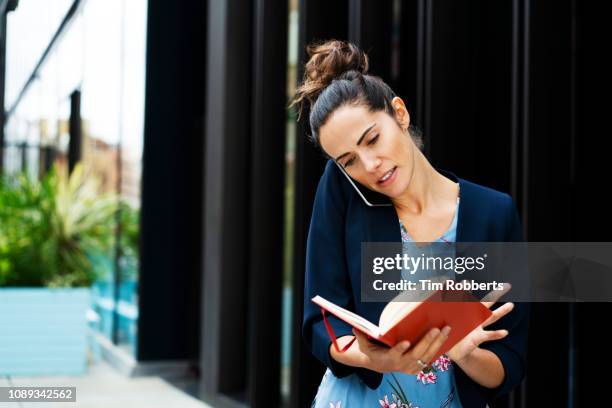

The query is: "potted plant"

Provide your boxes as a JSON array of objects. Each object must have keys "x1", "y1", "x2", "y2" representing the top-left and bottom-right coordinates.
[{"x1": 0, "y1": 164, "x2": 117, "y2": 376}]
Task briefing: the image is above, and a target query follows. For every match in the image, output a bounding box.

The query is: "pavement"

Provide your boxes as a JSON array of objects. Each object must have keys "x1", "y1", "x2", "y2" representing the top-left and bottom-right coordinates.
[{"x1": 0, "y1": 361, "x2": 212, "y2": 408}]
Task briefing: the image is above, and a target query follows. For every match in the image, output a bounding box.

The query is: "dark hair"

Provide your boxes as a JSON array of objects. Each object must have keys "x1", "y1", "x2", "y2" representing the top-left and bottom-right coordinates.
[{"x1": 288, "y1": 39, "x2": 423, "y2": 153}]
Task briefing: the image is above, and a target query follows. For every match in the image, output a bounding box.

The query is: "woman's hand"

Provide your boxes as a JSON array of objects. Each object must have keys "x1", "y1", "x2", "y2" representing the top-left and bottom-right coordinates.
[
  {"x1": 352, "y1": 325, "x2": 452, "y2": 375},
  {"x1": 447, "y1": 282, "x2": 515, "y2": 363}
]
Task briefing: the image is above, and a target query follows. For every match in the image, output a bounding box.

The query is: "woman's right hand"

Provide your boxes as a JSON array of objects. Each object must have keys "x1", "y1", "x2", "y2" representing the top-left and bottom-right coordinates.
[{"x1": 352, "y1": 326, "x2": 452, "y2": 375}]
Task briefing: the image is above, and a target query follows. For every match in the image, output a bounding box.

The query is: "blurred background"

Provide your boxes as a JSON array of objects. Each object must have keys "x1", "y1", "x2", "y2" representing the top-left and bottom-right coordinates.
[{"x1": 0, "y1": 0, "x2": 609, "y2": 407}]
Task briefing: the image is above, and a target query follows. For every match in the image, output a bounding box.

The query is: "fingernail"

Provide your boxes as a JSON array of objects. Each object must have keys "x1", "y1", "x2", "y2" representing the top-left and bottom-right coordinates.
[
  {"x1": 430, "y1": 328, "x2": 440, "y2": 338},
  {"x1": 442, "y1": 326, "x2": 452, "y2": 336}
]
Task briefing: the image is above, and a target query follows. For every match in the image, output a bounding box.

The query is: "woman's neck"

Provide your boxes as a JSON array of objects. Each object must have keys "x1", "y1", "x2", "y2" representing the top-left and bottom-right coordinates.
[{"x1": 391, "y1": 148, "x2": 454, "y2": 216}]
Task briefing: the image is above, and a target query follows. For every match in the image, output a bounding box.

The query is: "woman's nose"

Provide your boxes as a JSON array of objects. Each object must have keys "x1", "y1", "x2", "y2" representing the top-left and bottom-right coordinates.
[{"x1": 363, "y1": 155, "x2": 382, "y2": 173}]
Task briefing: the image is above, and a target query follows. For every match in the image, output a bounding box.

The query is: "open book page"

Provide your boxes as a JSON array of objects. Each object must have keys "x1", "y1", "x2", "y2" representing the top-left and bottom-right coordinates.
[
  {"x1": 378, "y1": 280, "x2": 444, "y2": 333},
  {"x1": 378, "y1": 300, "x2": 419, "y2": 334},
  {"x1": 311, "y1": 295, "x2": 381, "y2": 337}
]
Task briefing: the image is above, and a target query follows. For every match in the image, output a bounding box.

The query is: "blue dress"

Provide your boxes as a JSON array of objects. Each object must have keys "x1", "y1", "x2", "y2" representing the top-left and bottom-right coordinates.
[{"x1": 311, "y1": 194, "x2": 463, "y2": 408}]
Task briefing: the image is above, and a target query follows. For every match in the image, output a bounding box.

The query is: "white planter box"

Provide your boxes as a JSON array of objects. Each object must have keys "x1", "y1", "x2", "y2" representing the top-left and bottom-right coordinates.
[{"x1": 0, "y1": 288, "x2": 91, "y2": 376}]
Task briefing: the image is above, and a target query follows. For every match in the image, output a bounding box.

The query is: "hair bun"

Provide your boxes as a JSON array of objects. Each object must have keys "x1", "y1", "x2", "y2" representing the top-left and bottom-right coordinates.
[
  {"x1": 304, "y1": 39, "x2": 369, "y2": 87},
  {"x1": 289, "y1": 39, "x2": 369, "y2": 121}
]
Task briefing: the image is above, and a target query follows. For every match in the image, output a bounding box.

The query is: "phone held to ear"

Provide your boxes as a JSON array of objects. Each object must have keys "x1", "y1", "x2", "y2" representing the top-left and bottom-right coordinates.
[{"x1": 334, "y1": 161, "x2": 393, "y2": 207}]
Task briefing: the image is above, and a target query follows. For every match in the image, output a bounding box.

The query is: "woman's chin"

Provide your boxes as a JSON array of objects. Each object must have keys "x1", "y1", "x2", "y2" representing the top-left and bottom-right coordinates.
[
  {"x1": 383, "y1": 190, "x2": 401, "y2": 199},
  {"x1": 372, "y1": 185, "x2": 401, "y2": 199}
]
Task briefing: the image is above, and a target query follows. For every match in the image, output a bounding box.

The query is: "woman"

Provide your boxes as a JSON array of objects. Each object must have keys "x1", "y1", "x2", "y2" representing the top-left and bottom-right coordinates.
[{"x1": 290, "y1": 40, "x2": 529, "y2": 408}]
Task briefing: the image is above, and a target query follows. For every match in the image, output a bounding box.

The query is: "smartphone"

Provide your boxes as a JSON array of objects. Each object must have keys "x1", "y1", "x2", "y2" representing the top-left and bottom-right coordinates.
[{"x1": 334, "y1": 161, "x2": 393, "y2": 207}]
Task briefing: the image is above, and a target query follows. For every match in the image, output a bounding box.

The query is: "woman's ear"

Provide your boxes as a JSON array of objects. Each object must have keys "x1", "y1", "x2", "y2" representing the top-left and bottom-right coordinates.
[{"x1": 391, "y1": 96, "x2": 410, "y2": 129}]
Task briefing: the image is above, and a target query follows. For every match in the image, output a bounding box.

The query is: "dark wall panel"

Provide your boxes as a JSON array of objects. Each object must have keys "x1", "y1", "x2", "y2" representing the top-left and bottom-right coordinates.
[
  {"x1": 427, "y1": 0, "x2": 514, "y2": 194},
  {"x1": 247, "y1": 0, "x2": 288, "y2": 406},
  {"x1": 572, "y1": 2, "x2": 612, "y2": 407},
  {"x1": 139, "y1": 0, "x2": 205, "y2": 362},
  {"x1": 524, "y1": 2, "x2": 574, "y2": 405},
  {"x1": 201, "y1": 0, "x2": 253, "y2": 399}
]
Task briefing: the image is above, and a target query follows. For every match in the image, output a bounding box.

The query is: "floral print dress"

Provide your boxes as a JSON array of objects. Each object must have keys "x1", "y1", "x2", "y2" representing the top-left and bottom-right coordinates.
[{"x1": 311, "y1": 194, "x2": 463, "y2": 408}]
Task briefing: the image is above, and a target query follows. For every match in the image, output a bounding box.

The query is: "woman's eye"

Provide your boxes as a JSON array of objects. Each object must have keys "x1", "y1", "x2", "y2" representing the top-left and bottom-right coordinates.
[
  {"x1": 344, "y1": 157, "x2": 355, "y2": 167},
  {"x1": 367, "y1": 134, "x2": 379, "y2": 145}
]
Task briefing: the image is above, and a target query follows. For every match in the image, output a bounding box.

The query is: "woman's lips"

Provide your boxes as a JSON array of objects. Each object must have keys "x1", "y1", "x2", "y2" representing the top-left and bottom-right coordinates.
[{"x1": 377, "y1": 166, "x2": 397, "y2": 187}]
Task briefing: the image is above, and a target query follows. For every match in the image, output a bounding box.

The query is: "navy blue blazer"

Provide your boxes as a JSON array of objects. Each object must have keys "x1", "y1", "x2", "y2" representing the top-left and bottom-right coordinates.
[{"x1": 303, "y1": 160, "x2": 530, "y2": 407}]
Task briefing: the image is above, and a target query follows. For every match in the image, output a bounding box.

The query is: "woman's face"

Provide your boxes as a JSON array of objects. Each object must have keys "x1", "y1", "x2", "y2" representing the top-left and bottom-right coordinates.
[{"x1": 318, "y1": 97, "x2": 414, "y2": 199}]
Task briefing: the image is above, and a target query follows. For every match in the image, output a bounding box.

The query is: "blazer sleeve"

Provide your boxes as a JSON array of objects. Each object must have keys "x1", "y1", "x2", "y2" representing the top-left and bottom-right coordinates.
[
  {"x1": 302, "y1": 161, "x2": 359, "y2": 378},
  {"x1": 478, "y1": 194, "x2": 531, "y2": 401}
]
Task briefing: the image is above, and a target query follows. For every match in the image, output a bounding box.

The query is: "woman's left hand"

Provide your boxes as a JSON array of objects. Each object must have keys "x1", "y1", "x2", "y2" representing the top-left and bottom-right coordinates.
[{"x1": 447, "y1": 283, "x2": 514, "y2": 363}]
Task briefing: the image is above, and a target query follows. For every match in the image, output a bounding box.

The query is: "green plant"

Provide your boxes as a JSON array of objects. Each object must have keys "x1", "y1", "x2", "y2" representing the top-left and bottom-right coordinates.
[
  {"x1": 0, "y1": 164, "x2": 118, "y2": 287},
  {"x1": 118, "y1": 199, "x2": 140, "y2": 281}
]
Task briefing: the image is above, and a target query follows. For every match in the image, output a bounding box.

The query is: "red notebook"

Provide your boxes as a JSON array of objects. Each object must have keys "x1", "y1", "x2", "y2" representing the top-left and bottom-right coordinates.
[{"x1": 312, "y1": 290, "x2": 492, "y2": 362}]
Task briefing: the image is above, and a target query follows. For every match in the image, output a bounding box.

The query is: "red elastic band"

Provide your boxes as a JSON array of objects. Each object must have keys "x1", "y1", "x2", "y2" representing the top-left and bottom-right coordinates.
[{"x1": 321, "y1": 307, "x2": 357, "y2": 353}]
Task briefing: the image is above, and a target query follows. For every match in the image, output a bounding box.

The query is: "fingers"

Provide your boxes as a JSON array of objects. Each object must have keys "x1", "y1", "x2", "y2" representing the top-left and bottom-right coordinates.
[
  {"x1": 480, "y1": 328, "x2": 509, "y2": 344},
  {"x1": 396, "y1": 326, "x2": 450, "y2": 374},
  {"x1": 389, "y1": 339, "x2": 412, "y2": 359},
  {"x1": 418, "y1": 325, "x2": 452, "y2": 365},
  {"x1": 482, "y1": 302, "x2": 514, "y2": 327},
  {"x1": 456, "y1": 279, "x2": 511, "y2": 307},
  {"x1": 481, "y1": 282, "x2": 512, "y2": 308},
  {"x1": 407, "y1": 327, "x2": 442, "y2": 360},
  {"x1": 352, "y1": 328, "x2": 411, "y2": 373},
  {"x1": 352, "y1": 328, "x2": 372, "y2": 351}
]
